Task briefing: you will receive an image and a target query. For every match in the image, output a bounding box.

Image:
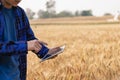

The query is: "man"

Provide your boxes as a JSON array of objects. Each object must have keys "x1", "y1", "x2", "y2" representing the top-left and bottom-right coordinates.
[{"x1": 0, "y1": 0, "x2": 62, "y2": 80}]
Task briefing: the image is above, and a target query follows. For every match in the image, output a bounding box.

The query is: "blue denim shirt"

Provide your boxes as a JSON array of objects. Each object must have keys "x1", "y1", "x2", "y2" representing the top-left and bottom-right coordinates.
[
  {"x1": 0, "y1": 5, "x2": 34, "y2": 80},
  {"x1": 0, "y1": 6, "x2": 20, "y2": 80},
  {"x1": 0, "y1": 4, "x2": 49, "y2": 80}
]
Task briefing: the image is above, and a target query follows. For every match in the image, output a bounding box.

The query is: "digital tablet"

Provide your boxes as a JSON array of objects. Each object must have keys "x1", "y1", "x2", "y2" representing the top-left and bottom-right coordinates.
[{"x1": 40, "y1": 45, "x2": 65, "y2": 62}]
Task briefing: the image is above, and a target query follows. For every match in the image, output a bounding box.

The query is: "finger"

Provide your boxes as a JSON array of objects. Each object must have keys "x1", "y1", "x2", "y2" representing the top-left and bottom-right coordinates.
[
  {"x1": 39, "y1": 41, "x2": 48, "y2": 45},
  {"x1": 51, "y1": 46, "x2": 60, "y2": 50},
  {"x1": 51, "y1": 55, "x2": 58, "y2": 59},
  {"x1": 37, "y1": 42, "x2": 42, "y2": 49},
  {"x1": 34, "y1": 44, "x2": 42, "y2": 53},
  {"x1": 51, "y1": 47, "x2": 61, "y2": 52},
  {"x1": 48, "y1": 47, "x2": 61, "y2": 55},
  {"x1": 34, "y1": 40, "x2": 42, "y2": 48},
  {"x1": 34, "y1": 46, "x2": 41, "y2": 53},
  {"x1": 49, "y1": 54, "x2": 58, "y2": 60}
]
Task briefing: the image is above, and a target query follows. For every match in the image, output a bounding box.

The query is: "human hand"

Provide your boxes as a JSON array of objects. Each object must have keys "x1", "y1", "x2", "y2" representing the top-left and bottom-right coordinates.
[
  {"x1": 47, "y1": 47, "x2": 62, "y2": 59},
  {"x1": 39, "y1": 41, "x2": 48, "y2": 45},
  {"x1": 27, "y1": 40, "x2": 42, "y2": 53}
]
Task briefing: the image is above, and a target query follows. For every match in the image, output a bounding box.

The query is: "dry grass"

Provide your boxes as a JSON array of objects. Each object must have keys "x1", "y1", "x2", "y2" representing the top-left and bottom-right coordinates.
[
  {"x1": 27, "y1": 19, "x2": 120, "y2": 80},
  {"x1": 30, "y1": 16, "x2": 120, "y2": 25}
]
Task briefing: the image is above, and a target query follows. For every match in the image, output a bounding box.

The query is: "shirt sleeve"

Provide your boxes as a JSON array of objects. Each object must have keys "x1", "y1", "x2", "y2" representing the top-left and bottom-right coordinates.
[
  {"x1": 20, "y1": 7, "x2": 50, "y2": 58},
  {"x1": 0, "y1": 41, "x2": 27, "y2": 56},
  {"x1": 21, "y1": 8, "x2": 37, "y2": 41}
]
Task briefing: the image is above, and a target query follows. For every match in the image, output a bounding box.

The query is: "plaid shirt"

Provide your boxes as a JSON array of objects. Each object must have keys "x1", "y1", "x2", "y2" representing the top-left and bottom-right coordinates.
[{"x1": 0, "y1": 5, "x2": 36, "y2": 80}]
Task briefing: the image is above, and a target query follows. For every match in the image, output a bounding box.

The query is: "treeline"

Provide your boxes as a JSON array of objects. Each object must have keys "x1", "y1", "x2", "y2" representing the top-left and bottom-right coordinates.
[
  {"x1": 26, "y1": 8, "x2": 94, "y2": 19},
  {"x1": 37, "y1": 10, "x2": 93, "y2": 18},
  {"x1": 25, "y1": 0, "x2": 112, "y2": 19}
]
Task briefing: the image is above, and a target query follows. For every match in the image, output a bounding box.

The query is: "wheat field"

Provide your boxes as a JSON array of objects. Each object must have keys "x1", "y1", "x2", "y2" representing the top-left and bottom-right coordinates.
[{"x1": 27, "y1": 17, "x2": 120, "y2": 80}]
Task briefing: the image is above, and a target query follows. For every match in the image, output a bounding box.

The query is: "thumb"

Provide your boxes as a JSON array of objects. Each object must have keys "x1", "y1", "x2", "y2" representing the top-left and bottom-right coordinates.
[{"x1": 39, "y1": 41, "x2": 48, "y2": 45}]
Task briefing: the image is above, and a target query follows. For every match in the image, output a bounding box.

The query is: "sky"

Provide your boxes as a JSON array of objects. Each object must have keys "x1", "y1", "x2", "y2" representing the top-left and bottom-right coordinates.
[{"x1": 19, "y1": 0, "x2": 120, "y2": 16}]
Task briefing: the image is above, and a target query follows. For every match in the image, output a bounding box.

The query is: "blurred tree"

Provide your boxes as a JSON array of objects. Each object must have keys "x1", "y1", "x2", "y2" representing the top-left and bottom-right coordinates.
[
  {"x1": 26, "y1": 8, "x2": 35, "y2": 19},
  {"x1": 46, "y1": 0, "x2": 56, "y2": 18},
  {"x1": 80, "y1": 10, "x2": 93, "y2": 16},
  {"x1": 37, "y1": 10, "x2": 45, "y2": 18},
  {"x1": 75, "y1": 10, "x2": 80, "y2": 16},
  {"x1": 37, "y1": 10, "x2": 56, "y2": 18},
  {"x1": 57, "y1": 11, "x2": 73, "y2": 18},
  {"x1": 104, "y1": 13, "x2": 112, "y2": 16}
]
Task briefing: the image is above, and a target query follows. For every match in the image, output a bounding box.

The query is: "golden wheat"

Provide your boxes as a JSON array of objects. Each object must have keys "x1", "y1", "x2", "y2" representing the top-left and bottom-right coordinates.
[{"x1": 27, "y1": 23, "x2": 120, "y2": 80}]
